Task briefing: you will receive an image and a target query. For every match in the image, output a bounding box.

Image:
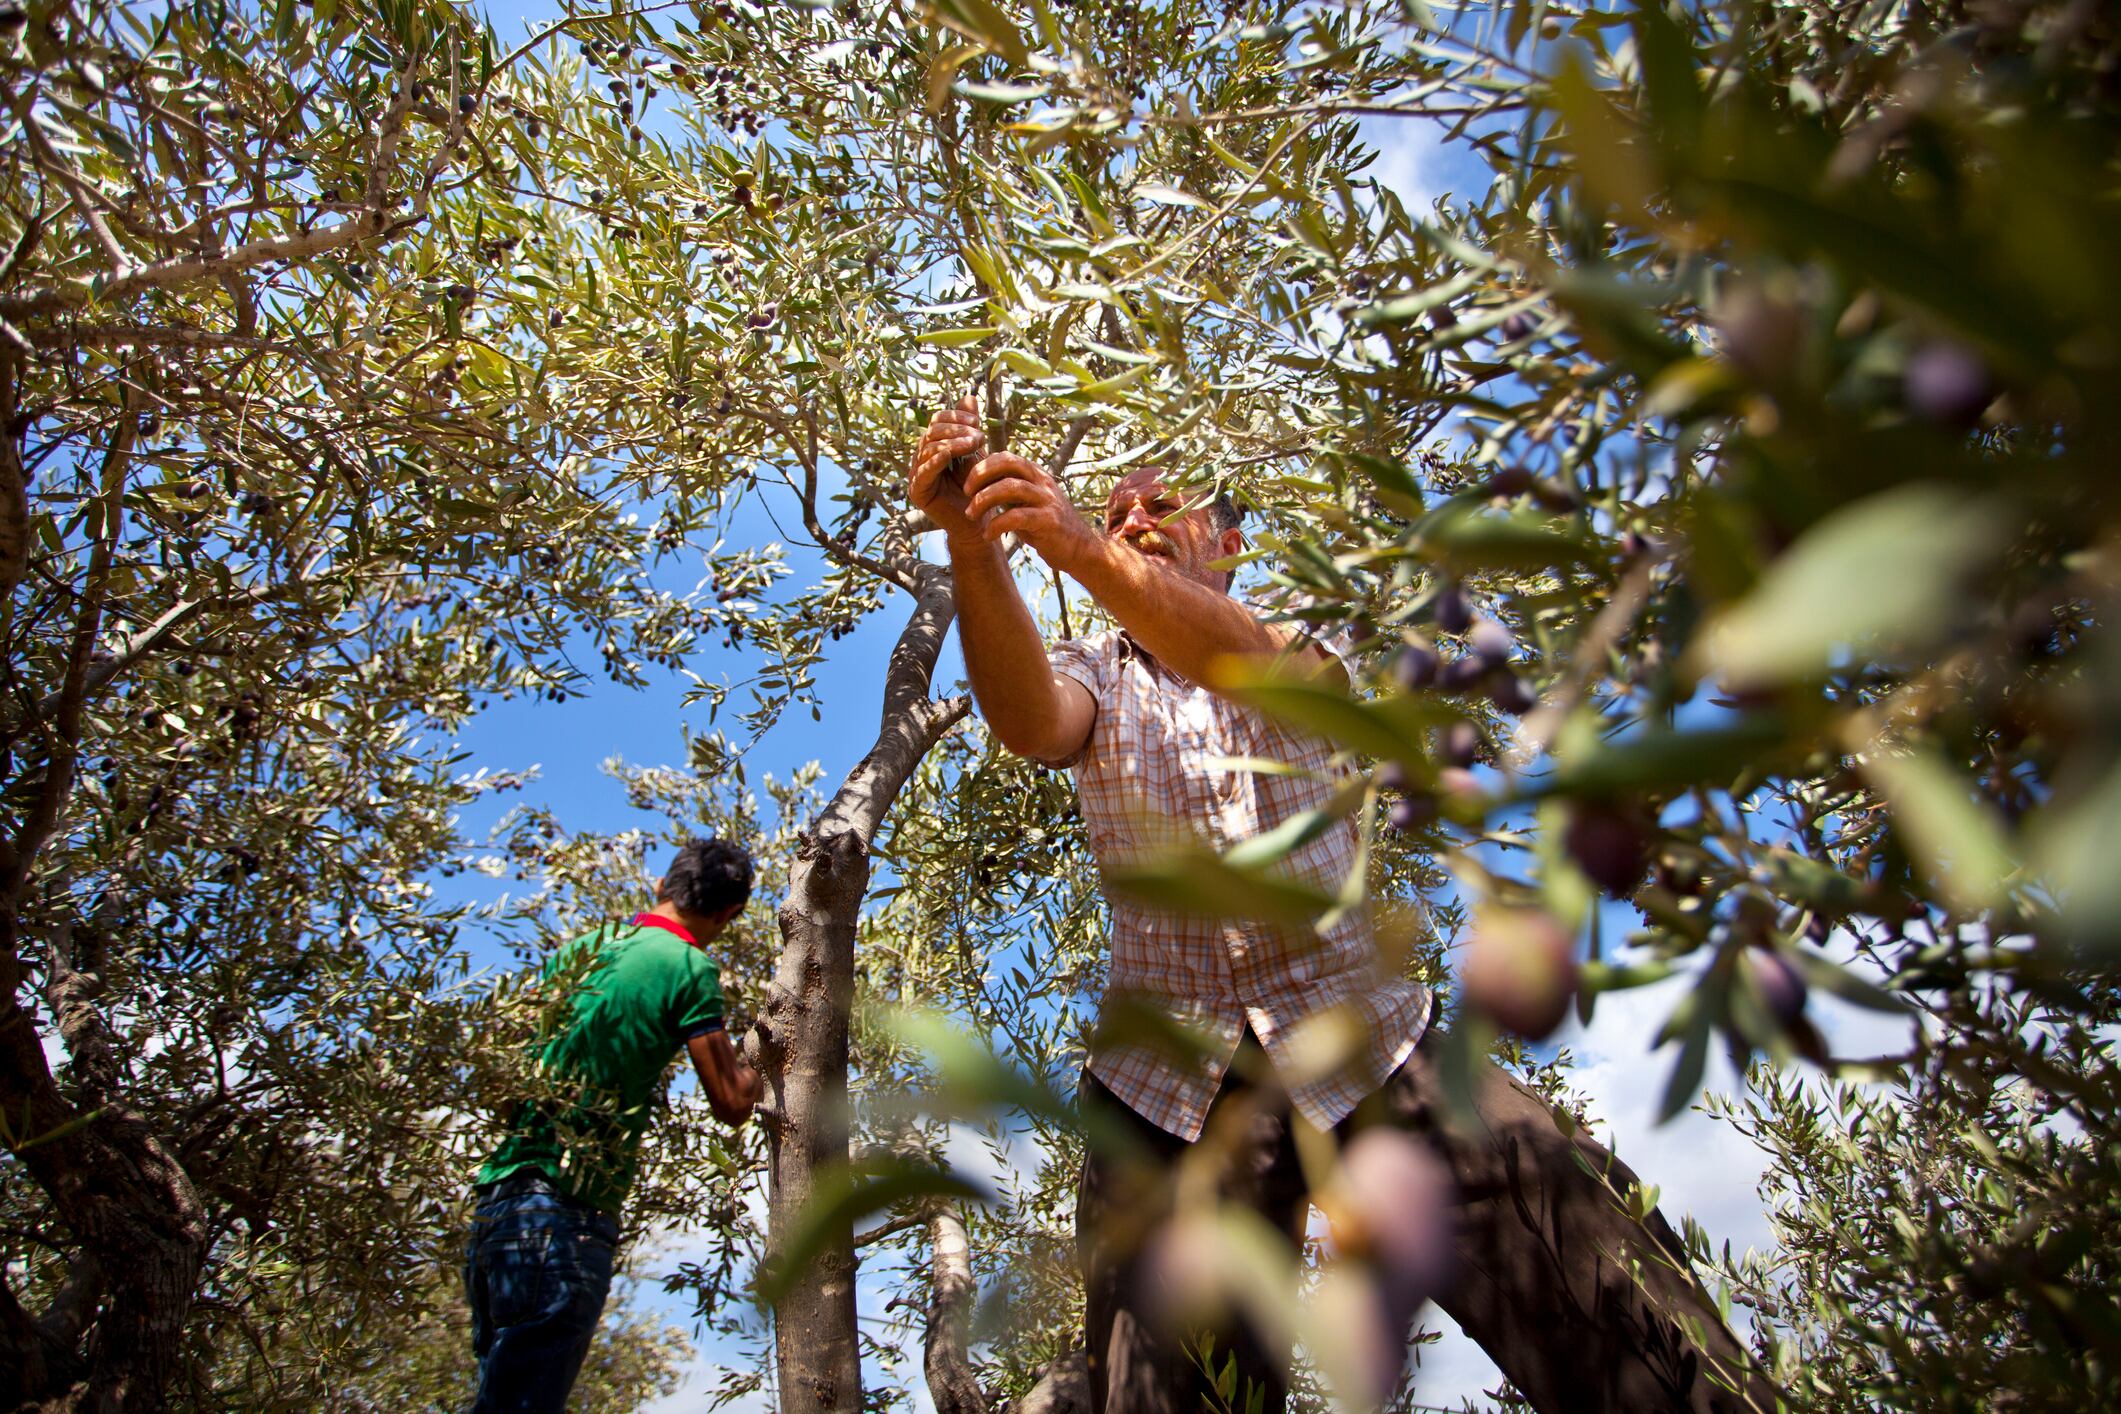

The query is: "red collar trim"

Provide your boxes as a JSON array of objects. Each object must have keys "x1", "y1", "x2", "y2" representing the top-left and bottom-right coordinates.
[{"x1": 632, "y1": 912, "x2": 697, "y2": 946}]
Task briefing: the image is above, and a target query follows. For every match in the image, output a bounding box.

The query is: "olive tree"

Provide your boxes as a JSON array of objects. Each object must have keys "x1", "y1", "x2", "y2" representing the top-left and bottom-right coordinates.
[{"x1": 0, "y1": 0, "x2": 758, "y2": 1404}]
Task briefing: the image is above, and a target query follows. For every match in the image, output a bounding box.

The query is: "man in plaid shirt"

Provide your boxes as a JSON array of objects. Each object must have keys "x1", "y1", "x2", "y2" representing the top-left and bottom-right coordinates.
[{"x1": 908, "y1": 401, "x2": 1766, "y2": 1414}]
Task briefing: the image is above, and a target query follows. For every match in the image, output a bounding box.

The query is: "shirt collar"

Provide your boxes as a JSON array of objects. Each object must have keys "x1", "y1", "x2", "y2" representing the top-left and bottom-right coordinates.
[{"x1": 632, "y1": 911, "x2": 697, "y2": 946}]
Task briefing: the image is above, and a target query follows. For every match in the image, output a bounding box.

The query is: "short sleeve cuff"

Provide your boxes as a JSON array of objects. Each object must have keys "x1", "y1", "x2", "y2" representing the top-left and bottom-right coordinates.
[
  {"x1": 679, "y1": 1017, "x2": 725, "y2": 1042},
  {"x1": 1040, "y1": 640, "x2": 1104, "y2": 771}
]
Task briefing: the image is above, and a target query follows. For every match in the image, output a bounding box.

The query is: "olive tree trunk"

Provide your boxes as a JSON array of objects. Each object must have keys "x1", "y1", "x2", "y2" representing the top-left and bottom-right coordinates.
[{"x1": 757, "y1": 566, "x2": 966, "y2": 1414}]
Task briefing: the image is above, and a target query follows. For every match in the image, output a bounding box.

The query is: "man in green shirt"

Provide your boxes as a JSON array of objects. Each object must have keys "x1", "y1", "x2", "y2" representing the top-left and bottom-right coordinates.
[{"x1": 466, "y1": 838, "x2": 762, "y2": 1413}]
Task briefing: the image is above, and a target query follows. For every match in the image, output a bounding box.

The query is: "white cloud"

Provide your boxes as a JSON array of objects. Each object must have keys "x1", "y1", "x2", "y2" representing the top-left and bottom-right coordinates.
[{"x1": 1361, "y1": 117, "x2": 1449, "y2": 214}]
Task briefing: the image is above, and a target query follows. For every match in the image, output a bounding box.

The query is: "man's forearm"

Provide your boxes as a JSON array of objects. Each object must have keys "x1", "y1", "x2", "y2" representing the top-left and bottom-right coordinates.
[
  {"x1": 1061, "y1": 537, "x2": 1318, "y2": 690},
  {"x1": 949, "y1": 533, "x2": 1079, "y2": 759}
]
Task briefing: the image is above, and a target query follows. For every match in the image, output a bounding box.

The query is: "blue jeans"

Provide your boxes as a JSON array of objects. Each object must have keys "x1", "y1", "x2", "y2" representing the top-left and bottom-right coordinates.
[{"x1": 465, "y1": 1174, "x2": 620, "y2": 1413}]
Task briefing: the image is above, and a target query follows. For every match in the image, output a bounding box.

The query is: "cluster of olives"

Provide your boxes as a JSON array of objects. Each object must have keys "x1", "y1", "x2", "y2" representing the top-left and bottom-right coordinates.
[
  {"x1": 1472, "y1": 464, "x2": 1579, "y2": 513},
  {"x1": 222, "y1": 693, "x2": 264, "y2": 740},
  {"x1": 1387, "y1": 582, "x2": 1534, "y2": 719}
]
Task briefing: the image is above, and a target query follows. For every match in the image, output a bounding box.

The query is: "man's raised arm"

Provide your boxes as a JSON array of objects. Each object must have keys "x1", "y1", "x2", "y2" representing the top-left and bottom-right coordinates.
[
  {"x1": 909, "y1": 400, "x2": 1095, "y2": 764},
  {"x1": 960, "y1": 452, "x2": 1349, "y2": 695}
]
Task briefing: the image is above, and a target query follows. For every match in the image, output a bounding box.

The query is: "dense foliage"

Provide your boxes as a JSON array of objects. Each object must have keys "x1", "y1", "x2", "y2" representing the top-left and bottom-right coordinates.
[{"x1": 0, "y1": 0, "x2": 746, "y2": 1403}]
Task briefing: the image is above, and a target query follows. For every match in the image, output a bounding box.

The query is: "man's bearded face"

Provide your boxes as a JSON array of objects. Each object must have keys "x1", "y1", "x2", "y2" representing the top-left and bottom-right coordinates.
[{"x1": 1103, "y1": 472, "x2": 1222, "y2": 585}]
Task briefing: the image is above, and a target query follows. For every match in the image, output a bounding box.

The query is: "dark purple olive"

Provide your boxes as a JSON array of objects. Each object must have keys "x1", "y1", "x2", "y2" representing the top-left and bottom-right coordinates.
[
  {"x1": 1429, "y1": 304, "x2": 1457, "y2": 331},
  {"x1": 1437, "y1": 655, "x2": 1487, "y2": 691},
  {"x1": 1740, "y1": 947, "x2": 1809, "y2": 1026},
  {"x1": 1439, "y1": 719, "x2": 1479, "y2": 768},
  {"x1": 1716, "y1": 288, "x2": 1802, "y2": 384},
  {"x1": 457, "y1": 94, "x2": 478, "y2": 116},
  {"x1": 1375, "y1": 760, "x2": 1412, "y2": 793},
  {"x1": 1468, "y1": 618, "x2": 1513, "y2": 667},
  {"x1": 1487, "y1": 671, "x2": 1535, "y2": 714},
  {"x1": 1392, "y1": 642, "x2": 1438, "y2": 691},
  {"x1": 1501, "y1": 311, "x2": 1536, "y2": 342},
  {"x1": 1564, "y1": 801, "x2": 1651, "y2": 896},
  {"x1": 1387, "y1": 794, "x2": 1438, "y2": 832},
  {"x1": 1462, "y1": 906, "x2": 1578, "y2": 1039},
  {"x1": 1481, "y1": 466, "x2": 1533, "y2": 498},
  {"x1": 1904, "y1": 341, "x2": 1994, "y2": 430},
  {"x1": 1434, "y1": 584, "x2": 1471, "y2": 636},
  {"x1": 1320, "y1": 1128, "x2": 1454, "y2": 1402}
]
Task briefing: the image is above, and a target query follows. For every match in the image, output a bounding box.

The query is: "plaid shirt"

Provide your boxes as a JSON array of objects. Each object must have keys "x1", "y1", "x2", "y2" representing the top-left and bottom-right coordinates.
[{"x1": 1048, "y1": 629, "x2": 1432, "y2": 1142}]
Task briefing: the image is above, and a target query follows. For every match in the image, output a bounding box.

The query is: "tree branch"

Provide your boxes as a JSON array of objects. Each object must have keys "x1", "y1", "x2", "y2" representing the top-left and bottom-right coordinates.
[
  {"x1": 0, "y1": 349, "x2": 24, "y2": 602},
  {"x1": 16, "y1": 105, "x2": 133, "y2": 274},
  {"x1": 1, "y1": 388, "x2": 134, "y2": 896},
  {"x1": 0, "y1": 210, "x2": 398, "y2": 322},
  {"x1": 16, "y1": 322, "x2": 303, "y2": 354},
  {"x1": 851, "y1": 1210, "x2": 929, "y2": 1249},
  {"x1": 1045, "y1": 416, "x2": 1094, "y2": 481},
  {"x1": 1007, "y1": 1350, "x2": 1090, "y2": 1414},
  {"x1": 923, "y1": 1205, "x2": 986, "y2": 1414}
]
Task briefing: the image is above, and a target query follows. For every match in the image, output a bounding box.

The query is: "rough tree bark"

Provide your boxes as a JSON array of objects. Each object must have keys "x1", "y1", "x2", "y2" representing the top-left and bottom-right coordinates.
[
  {"x1": 757, "y1": 565, "x2": 968, "y2": 1414},
  {"x1": 1011, "y1": 1353, "x2": 1091, "y2": 1414},
  {"x1": 923, "y1": 1200, "x2": 1093, "y2": 1414},
  {"x1": 924, "y1": 1205, "x2": 987, "y2": 1414}
]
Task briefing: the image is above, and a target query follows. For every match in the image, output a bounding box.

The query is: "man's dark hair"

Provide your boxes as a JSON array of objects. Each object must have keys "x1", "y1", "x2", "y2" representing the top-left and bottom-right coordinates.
[{"x1": 659, "y1": 838, "x2": 754, "y2": 919}]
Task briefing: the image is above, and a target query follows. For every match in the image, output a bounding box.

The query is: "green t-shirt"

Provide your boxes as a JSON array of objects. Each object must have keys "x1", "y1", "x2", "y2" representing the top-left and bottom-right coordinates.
[{"x1": 477, "y1": 916, "x2": 725, "y2": 1214}]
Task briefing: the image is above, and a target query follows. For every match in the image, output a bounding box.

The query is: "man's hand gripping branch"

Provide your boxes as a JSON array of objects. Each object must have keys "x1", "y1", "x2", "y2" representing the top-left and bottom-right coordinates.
[
  {"x1": 911, "y1": 397, "x2": 1098, "y2": 763},
  {"x1": 910, "y1": 397, "x2": 1346, "y2": 763}
]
